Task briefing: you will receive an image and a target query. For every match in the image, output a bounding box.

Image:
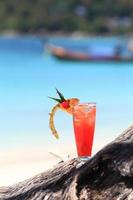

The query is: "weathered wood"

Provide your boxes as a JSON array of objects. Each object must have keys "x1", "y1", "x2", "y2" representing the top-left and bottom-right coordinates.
[{"x1": 1, "y1": 126, "x2": 133, "y2": 200}]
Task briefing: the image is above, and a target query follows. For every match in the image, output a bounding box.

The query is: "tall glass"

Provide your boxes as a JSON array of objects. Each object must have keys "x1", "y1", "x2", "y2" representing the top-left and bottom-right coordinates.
[{"x1": 73, "y1": 103, "x2": 96, "y2": 161}]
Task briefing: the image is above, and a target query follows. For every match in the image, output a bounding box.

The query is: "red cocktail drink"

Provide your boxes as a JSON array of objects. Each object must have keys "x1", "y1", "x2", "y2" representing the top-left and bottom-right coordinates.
[{"x1": 73, "y1": 103, "x2": 96, "y2": 158}]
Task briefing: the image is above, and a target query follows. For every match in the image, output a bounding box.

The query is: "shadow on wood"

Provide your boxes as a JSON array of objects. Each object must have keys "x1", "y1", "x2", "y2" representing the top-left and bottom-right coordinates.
[{"x1": 1, "y1": 126, "x2": 133, "y2": 199}]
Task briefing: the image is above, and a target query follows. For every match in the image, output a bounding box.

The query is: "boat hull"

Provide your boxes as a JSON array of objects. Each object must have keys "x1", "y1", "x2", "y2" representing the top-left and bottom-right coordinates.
[{"x1": 47, "y1": 45, "x2": 133, "y2": 62}]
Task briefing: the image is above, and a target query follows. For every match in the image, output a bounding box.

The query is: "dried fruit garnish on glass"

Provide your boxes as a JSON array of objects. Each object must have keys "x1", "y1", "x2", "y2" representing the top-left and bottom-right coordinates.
[{"x1": 49, "y1": 89, "x2": 79, "y2": 139}]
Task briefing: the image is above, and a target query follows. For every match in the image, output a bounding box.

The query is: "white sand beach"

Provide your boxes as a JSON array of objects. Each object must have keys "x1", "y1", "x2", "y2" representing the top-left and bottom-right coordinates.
[{"x1": 0, "y1": 136, "x2": 112, "y2": 186}]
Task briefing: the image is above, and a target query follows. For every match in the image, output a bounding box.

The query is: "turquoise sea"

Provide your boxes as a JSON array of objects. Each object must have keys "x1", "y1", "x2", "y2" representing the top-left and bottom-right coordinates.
[{"x1": 0, "y1": 36, "x2": 133, "y2": 163}]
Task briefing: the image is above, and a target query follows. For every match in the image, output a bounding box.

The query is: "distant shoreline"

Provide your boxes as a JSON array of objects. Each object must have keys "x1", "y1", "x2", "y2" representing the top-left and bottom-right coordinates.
[{"x1": 0, "y1": 30, "x2": 133, "y2": 39}]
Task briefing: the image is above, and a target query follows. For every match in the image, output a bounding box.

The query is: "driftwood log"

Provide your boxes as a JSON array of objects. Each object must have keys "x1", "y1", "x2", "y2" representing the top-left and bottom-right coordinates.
[{"x1": 1, "y1": 126, "x2": 133, "y2": 200}]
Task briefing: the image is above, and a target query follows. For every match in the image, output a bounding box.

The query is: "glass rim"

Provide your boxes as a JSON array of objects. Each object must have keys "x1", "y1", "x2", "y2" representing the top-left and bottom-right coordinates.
[
  {"x1": 73, "y1": 102, "x2": 96, "y2": 110},
  {"x1": 75, "y1": 102, "x2": 96, "y2": 106}
]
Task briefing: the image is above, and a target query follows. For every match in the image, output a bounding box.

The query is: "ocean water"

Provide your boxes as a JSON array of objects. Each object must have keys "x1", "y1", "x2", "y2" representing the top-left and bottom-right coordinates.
[{"x1": 0, "y1": 36, "x2": 133, "y2": 185}]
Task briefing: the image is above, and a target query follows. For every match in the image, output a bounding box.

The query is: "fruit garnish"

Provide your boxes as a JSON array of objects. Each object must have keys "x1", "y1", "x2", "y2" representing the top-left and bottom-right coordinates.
[
  {"x1": 49, "y1": 89, "x2": 79, "y2": 139},
  {"x1": 60, "y1": 101, "x2": 69, "y2": 109}
]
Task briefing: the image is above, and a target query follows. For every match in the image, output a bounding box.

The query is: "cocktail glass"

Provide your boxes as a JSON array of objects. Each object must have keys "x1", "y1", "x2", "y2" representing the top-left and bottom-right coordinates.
[{"x1": 73, "y1": 103, "x2": 96, "y2": 161}]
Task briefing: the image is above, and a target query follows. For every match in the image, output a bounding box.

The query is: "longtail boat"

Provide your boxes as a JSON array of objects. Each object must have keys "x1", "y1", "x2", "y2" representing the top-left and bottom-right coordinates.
[{"x1": 47, "y1": 44, "x2": 133, "y2": 61}]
